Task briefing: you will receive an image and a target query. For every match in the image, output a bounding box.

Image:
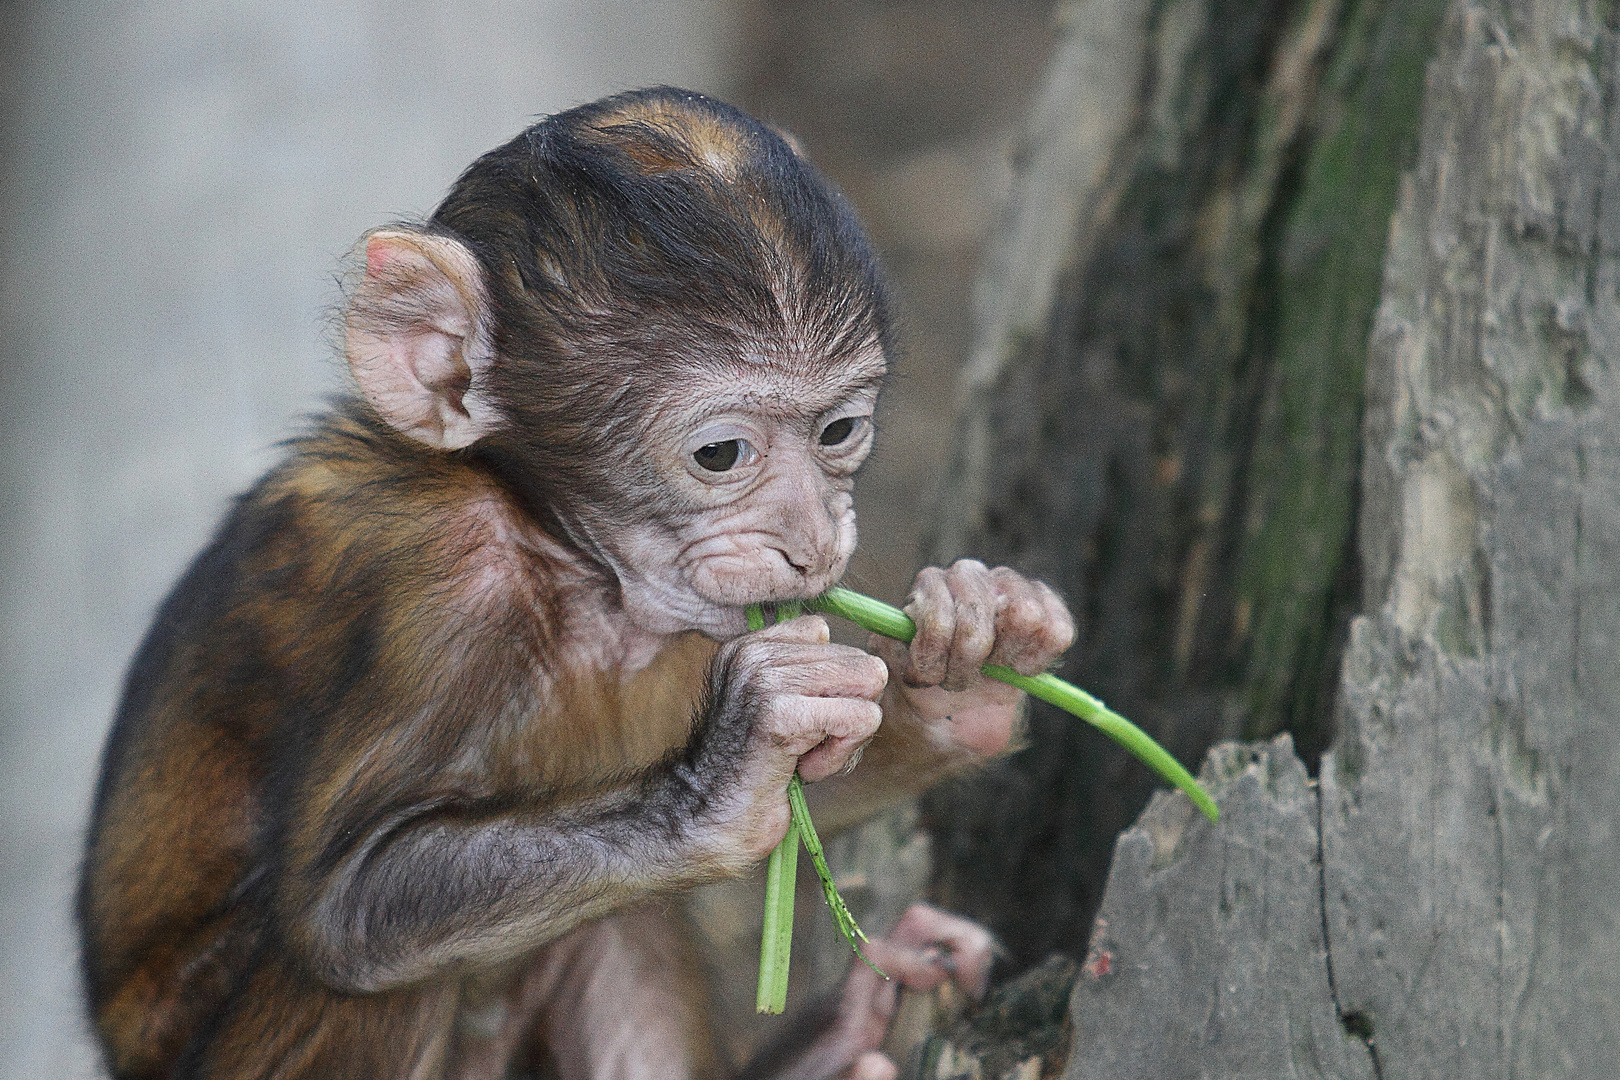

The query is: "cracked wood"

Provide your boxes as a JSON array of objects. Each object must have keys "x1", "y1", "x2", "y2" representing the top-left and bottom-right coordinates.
[{"x1": 1054, "y1": 0, "x2": 1620, "y2": 1076}]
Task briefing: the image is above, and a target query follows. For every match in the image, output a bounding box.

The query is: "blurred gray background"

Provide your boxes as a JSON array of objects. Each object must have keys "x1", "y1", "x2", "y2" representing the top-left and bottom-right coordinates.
[{"x1": 0, "y1": 2, "x2": 1055, "y2": 1075}]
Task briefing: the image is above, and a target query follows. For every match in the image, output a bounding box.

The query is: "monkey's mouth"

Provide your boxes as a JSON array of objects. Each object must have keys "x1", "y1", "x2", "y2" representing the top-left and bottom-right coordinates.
[{"x1": 757, "y1": 600, "x2": 806, "y2": 622}]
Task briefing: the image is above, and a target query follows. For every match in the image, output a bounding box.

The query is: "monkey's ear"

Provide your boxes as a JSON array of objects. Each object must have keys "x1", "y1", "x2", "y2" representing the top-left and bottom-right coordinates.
[
  {"x1": 767, "y1": 123, "x2": 806, "y2": 157},
  {"x1": 344, "y1": 229, "x2": 501, "y2": 450}
]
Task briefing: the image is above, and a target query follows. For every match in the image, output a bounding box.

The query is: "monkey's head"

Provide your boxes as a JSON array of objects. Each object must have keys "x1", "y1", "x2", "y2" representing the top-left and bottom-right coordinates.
[{"x1": 343, "y1": 89, "x2": 893, "y2": 638}]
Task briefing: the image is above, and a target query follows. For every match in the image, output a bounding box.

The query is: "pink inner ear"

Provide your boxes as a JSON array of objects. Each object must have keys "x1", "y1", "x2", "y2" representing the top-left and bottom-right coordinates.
[{"x1": 366, "y1": 237, "x2": 404, "y2": 277}]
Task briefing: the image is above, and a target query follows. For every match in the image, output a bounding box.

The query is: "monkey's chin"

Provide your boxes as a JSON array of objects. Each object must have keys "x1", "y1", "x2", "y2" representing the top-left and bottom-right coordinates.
[
  {"x1": 617, "y1": 580, "x2": 835, "y2": 640},
  {"x1": 684, "y1": 572, "x2": 849, "y2": 638},
  {"x1": 606, "y1": 549, "x2": 849, "y2": 639}
]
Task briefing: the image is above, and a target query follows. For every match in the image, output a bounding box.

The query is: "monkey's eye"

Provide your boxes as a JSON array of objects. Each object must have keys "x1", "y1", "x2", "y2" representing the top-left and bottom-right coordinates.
[
  {"x1": 819, "y1": 416, "x2": 864, "y2": 446},
  {"x1": 693, "y1": 439, "x2": 746, "y2": 472}
]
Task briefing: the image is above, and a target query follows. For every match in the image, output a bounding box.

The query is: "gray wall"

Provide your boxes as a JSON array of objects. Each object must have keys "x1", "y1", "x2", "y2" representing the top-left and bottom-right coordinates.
[{"x1": 0, "y1": 4, "x2": 736, "y2": 1075}]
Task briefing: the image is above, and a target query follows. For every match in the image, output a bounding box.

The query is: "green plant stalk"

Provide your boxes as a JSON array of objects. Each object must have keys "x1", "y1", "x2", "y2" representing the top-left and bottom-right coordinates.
[
  {"x1": 754, "y1": 813, "x2": 797, "y2": 1014},
  {"x1": 749, "y1": 601, "x2": 794, "y2": 1013},
  {"x1": 808, "y1": 586, "x2": 1219, "y2": 823},
  {"x1": 788, "y1": 773, "x2": 884, "y2": 978},
  {"x1": 752, "y1": 601, "x2": 880, "y2": 1014},
  {"x1": 752, "y1": 584, "x2": 1219, "y2": 1014}
]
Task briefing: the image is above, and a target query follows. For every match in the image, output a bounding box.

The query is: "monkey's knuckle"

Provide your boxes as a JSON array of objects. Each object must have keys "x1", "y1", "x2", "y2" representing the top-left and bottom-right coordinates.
[
  {"x1": 963, "y1": 605, "x2": 996, "y2": 640},
  {"x1": 757, "y1": 719, "x2": 802, "y2": 755},
  {"x1": 949, "y1": 557, "x2": 989, "y2": 576},
  {"x1": 733, "y1": 637, "x2": 774, "y2": 664},
  {"x1": 1054, "y1": 615, "x2": 1078, "y2": 651},
  {"x1": 989, "y1": 565, "x2": 1024, "y2": 586},
  {"x1": 731, "y1": 643, "x2": 788, "y2": 688},
  {"x1": 1006, "y1": 595, "x2": 1045, "y2": 634},
  {"x1": 862, "y1": 655, "x2": 890, "y2": 696},
  {"x1": 746, "y1": 667, "x2": 791, "y2": 701},
  {"x1": 772, "y1": 703, "x2": 825, "y2": 746}
]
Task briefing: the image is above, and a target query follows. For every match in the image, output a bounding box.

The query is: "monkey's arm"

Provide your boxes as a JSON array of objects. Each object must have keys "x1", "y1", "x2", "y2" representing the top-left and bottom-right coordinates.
[
  {"x1": 279, "y1": 617, "x2": 886, "y2": 995},
  {"x1": 800, "y1": 560, "x2": 1075, "y2": 832},
  {"x1": 285, "y1": 769, "x2": 732, "y2": 992}
]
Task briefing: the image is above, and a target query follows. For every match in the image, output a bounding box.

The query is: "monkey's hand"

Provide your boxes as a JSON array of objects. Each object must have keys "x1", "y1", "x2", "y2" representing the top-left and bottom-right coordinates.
[
  {"x1": 742, "y1": 903, "x2": 995, "y2": 1080},
  {"x1": 869, "y1": 559, "x2": 1075, "y2": 761},
  {"x1": 692, "y1": 615, "x2": 888, "y2": 867}
]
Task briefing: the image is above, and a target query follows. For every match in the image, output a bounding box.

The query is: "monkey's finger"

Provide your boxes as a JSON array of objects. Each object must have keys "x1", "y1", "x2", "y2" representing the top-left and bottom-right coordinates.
[
  {"x1": 983, "y1": 568, "x2": 1072, "y2": 677},
  {"x1": 845, "y1": 1052, "x2": 899, "y2": 1080},
  {"x1": 941, "y1": 560, "x2": 997, "y2": 692},
  {"x1": 787, "y1": 692, "x2": 883, "y2": 782},
  {"x1": 854, "y1": 936, "x2": 957, "y2": 994},
  {"x1": 763, "y1": 695, "x2": 883, "y2": 763},
  {"x1": 796, "y1": 731, "x2": 875, "y2": 783},
  {"x1": 762, "y1": 644, "x2": 889, "y2": 701},
  {"x1": 886, "y1": 903, "x2": 997, "y2": 1001},
  {"x1": 901, "y1": 566, "x2": 955, "y2": 688},
  {"x1": 1033, "y1": 577, "x2": 1078, "y2": 655},
  {"x1": 751, "y1": 614, "x2": 833, "y2": 645},
  {"x1": 991, "y1": 569, "x2": 1077, "y2": 677}
]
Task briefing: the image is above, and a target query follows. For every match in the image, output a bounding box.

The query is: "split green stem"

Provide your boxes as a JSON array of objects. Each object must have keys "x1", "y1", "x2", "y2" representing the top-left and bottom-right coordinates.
[
  {"x1": 809, "y1": 587, "x2": 1219, "y2": 823},
  {"x1": 752, "y1": 586, "x2": 1219, "y2": 1014},
  {"x1": 753, "y1": 600, "x2": 883, "y2": 1015}
]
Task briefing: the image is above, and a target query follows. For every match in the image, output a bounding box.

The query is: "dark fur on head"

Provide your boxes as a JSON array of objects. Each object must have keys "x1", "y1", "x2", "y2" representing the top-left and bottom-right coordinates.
[{"x1": 427, "y1": 87, "x2": 894, "y2": 526}]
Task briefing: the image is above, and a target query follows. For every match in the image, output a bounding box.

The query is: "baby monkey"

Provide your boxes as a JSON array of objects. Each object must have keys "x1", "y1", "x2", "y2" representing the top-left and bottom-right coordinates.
[{"x1": 78, "y1": 88, "x2": 1075, "y2": 1080}]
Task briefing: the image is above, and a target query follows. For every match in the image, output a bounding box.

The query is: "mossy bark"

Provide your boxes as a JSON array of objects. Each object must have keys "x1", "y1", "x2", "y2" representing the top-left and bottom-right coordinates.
[
  {"x1": 924, "y1": 0, "x2": 1448, "y2": 970},
  {"x1": 1059, "y1": 0, "x2": 1620, "y2": 1071}
]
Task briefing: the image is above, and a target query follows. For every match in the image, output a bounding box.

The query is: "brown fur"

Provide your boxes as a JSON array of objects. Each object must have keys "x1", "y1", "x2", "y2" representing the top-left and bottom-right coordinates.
[
  {"x1": 80, "y1": 407, "x2": 720, "y2": 1078},
  {"x1": 78, "y1": 90, "x2": 1042, "y2": 1080}
]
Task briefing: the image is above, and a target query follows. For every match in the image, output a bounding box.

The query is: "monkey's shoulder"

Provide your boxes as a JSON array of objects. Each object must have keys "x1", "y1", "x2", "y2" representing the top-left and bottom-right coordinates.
[
  {"x1": 269, "y1": 405, "x2": 555, "y2": 586},
  {"x1": 101, "y1": 409, "x2": 563, "y2": 755},
  {"x1": 138, "y1": 404, "x2": 709, "y2": 745}
]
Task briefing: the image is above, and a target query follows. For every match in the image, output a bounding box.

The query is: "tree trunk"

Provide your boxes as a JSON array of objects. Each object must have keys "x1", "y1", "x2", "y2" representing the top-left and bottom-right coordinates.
[
  {"x1": 924, "y1": 0, "x2": 1447, "y2": 970},
  {"x1": 924, "y1": 0, "x2": 1620, "y2": 1075}
]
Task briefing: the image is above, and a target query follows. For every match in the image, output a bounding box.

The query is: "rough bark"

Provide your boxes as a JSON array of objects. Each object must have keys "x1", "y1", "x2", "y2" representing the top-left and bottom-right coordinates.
[
  {"x1": 923, "y1": 0, "x2": 1447, "y2": 970},
  {"x1": 1046, "y1": 0, "x2": 1620, "y2": 1075},
  {"x1": 1066, "y1": 737, "x2": 1375, "y2": 1079}
]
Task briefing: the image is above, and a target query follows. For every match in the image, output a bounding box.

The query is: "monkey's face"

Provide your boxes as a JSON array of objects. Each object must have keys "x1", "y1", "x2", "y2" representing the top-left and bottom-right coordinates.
[
  {"x1": 588, "y1": 360, "x2": 883, "y2": 639},
  {"x1": 343, "y1": 228, "x2": 889, "y2": 642},
  {"x1": 377, "y1": 91, "x2": 901, "y2": 640}
]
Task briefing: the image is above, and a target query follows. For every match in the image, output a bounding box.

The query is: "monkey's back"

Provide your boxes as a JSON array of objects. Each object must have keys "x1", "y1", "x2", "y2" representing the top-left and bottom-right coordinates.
[
  {"x1": 77, "y1": 408, "x2": 526, "y2": 1077},
  {"x1": 78, "y1": 405, "x2": 722, "y2": 1079},
  {"x1": 79, "y1": 476, "x2": 303, "y2": 1075}
]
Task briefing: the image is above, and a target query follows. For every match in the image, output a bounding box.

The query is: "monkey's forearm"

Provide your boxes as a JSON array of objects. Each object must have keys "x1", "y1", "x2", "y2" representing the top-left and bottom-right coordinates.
[{"x1": 291, "y1": 767, "x2": 738, "y2": 993}]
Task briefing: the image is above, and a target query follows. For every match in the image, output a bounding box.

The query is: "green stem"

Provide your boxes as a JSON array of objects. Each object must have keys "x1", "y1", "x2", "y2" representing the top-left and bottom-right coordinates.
[
  {"x1": 752, "y1": 600, "x2": 879, "y2": 1015},
  {"x1": 752, "y1": 583, "x2": 1219, "y2": 1014},
  {"x1": 755, "y1": 816, "x2": 797, "y2": 1014},
  {"x1": 788, "y1": 774, "x2": 884, "y2": 977},
  {"x1": 808, "y1": 586, "x2": 1219, "y2": 824}
]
